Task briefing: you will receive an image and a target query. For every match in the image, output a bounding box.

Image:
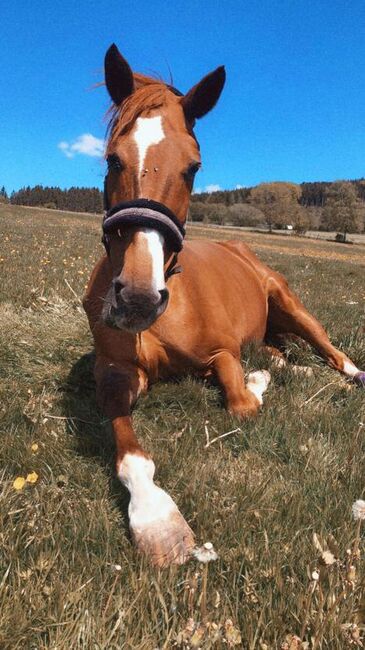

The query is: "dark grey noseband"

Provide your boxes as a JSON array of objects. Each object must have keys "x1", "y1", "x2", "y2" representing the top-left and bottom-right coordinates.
[{"x1": 102, "y1": 198, "x2": 186, "y2": 255}]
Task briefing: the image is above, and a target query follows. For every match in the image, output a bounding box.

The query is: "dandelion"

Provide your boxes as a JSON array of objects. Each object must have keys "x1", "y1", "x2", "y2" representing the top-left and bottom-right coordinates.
[
  {"x1": 320, "y1": 550, "x2": 336, "y2": 566},
  {"x1": 352, "y1": 500, "x2": 365, "y2": 521},
  {"x1": 26, "y1": 471, "x2": 38, "y2": 484},
  {"x1": 192, "y1": 542, "x2": 218, "y2": 622},
  {"x1": 31, "y1": 443, "x2": 39, "y2": 453},
  {"x1": 192, "y1": 542, "x2": 218, "y2": 563},
  {"x1": 13, "y1": 476, "x2": 26, "y2": 491}
]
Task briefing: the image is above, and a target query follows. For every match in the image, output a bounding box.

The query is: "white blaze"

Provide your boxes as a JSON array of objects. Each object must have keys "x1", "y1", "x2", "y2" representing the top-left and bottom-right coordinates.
[
  {"x1": 133, "y1": 116, "x2": 165, "y2": 177},
  {"x1": 132, "y1": 116, "x2": 166, "y2": 291},
  {"x1": 136, "y1": 229, "x2": 165, "y2": 292}
]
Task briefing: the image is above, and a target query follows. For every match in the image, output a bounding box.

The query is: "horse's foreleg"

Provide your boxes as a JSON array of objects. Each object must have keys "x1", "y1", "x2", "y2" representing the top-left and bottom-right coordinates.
[
  {"x1": 212, "y1": 352, "x2": 271, "y2": 418},
  {"x1": 267, "y1": 276, "x2": 365, "y2": 386},
  {"x1": 95, "y1": 357, "x2": 195, "y2": 567}
]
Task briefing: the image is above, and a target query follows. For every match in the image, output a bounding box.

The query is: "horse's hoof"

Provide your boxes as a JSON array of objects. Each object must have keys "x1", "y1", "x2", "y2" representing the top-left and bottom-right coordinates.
[
  {"x1": 131, "y1": 509, "x2": 195, "y2": 567},
  {"x1": 354, "y1": 371, "x2": 365, "y2": 387},
  {"x1": 228, "y1": 400, "x2": 260, "y2": 419}
]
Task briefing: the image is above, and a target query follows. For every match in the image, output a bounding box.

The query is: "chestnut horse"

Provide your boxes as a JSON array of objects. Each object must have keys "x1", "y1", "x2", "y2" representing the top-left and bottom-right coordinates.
[{"x1": 84, "y1": 44, "x2": 365, "y2": 566}]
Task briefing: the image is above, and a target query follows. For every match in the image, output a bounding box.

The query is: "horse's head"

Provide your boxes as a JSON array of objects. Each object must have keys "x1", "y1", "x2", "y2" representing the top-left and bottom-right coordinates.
[{"x1": 101, "y1": 44, "x2": 225, "y2": 333}]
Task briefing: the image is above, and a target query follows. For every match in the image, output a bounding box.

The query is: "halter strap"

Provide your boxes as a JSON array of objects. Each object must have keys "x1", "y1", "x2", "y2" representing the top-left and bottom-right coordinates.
[{"x1": 164, "y1": 252, "x2": 183, "y2": 281}]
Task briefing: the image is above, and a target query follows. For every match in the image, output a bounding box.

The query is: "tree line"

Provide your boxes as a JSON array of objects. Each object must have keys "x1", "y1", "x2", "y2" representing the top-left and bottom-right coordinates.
[
  {"x1": 4, "y1": 180, "x2": 365, "y2": 238},
  {"x1": 8, "y1": 185, "x2": 103, "y2": 213},
  {"x1": 191, "y1": 181, "x2": 364, "y2": 239},
  {"x1": 192, "y1": 178, "x2": 365, "y2": 207}
]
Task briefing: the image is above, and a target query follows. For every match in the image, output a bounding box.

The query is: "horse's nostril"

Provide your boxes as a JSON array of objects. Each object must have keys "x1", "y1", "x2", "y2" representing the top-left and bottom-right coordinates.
[
  {"x1": 159, "y1": 289, "x2": 169, "y2": 304},
  {"x1": 113, "y1": 278, "x2": 123, "y2": 296}
]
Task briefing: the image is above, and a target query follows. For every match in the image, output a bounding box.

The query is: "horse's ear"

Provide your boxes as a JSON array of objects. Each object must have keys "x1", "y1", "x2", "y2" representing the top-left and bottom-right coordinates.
[
  {"x1": 104, "y1": 44, "x2": 134, "y2": 105},
  {"x1": 181, "y1": 66, "x2": 226, "y2": 122}
]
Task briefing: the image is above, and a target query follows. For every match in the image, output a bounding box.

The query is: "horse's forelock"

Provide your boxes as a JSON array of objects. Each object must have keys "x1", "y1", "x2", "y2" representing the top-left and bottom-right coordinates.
[{"x1": 106, "y1": 73, "x2": 181, "y2": 149}]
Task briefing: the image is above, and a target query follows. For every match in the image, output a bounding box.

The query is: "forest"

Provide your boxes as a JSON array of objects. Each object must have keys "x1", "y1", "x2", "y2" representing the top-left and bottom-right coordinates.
[{"x1": 3, "y1": 177, "x2": 365, "y2": 237}]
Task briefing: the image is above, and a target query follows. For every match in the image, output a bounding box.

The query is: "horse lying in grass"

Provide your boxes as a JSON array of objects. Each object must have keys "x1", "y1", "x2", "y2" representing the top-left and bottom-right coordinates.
[{"x1": 83, "y1": 44, "x2": 365, "y2": 567}]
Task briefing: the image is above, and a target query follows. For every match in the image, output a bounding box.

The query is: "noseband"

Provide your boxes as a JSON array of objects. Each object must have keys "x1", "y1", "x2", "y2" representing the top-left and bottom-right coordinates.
[
  {"x1": 102, "y1": 198, "x2": 185, "y2": 255},
  {"x1": 102, "y1": 192, "x2": 185, "y2": 280}
]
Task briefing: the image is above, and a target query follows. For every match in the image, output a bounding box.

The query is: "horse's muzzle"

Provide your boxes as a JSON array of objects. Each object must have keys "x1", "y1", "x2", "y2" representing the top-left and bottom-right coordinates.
[{"x1": 103, "y1": 288, "x2": 169, "y2": 333}]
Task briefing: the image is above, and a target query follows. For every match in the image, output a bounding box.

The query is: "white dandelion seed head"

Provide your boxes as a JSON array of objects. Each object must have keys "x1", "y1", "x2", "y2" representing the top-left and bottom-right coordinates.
[
  {"x1": 192, "y1": 541, "x2": 218, "y2": 563},
  {"x1": 352, "y1": 500, "x2": 365, "y2": 521}
]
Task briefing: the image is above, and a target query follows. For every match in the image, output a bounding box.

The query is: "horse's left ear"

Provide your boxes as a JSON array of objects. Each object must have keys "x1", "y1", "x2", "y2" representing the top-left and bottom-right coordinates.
[{"x1": 181, "y1": 66, "x2": 226, "y2": 122}]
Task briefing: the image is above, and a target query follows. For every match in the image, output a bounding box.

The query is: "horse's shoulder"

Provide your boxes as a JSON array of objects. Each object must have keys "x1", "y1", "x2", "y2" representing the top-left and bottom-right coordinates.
[{"x1": 83, "y1": 255, "x2": 111, "y2": 314}]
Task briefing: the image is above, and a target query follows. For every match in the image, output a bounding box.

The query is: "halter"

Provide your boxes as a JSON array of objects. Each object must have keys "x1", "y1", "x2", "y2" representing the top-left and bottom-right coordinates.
[{"x1": 102, "y1": 186, "x2": 185, "y2": 280}]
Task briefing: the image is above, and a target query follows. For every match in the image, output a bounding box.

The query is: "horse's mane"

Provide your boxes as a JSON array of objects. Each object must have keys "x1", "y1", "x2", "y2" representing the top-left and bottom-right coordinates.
[{"x1": 106, "y1": 73, "x2": 182, "y2": 149}]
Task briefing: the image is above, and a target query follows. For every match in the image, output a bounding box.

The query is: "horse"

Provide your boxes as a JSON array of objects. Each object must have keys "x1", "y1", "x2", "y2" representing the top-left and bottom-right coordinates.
[{"x1": 83, "y1": 44, "x2": 365, "y2": 567}]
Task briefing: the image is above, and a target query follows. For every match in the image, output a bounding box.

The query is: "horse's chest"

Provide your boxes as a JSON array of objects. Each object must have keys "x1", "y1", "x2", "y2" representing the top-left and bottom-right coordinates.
[{"x1": 137, "y1": 333, "x2": 206, "y2": 382}]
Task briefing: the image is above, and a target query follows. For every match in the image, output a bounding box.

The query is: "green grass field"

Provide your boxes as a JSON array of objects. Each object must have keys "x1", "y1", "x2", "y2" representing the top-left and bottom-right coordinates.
[{"x1": 1, "y1": 204, "x2": 365, "y2": 649}]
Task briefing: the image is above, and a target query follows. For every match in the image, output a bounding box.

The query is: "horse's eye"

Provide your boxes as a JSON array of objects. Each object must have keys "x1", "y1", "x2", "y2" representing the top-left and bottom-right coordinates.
[
  {"x1": 184, "y1": 161, "x2": 201, "y2": 179},
  {"x1": 107, "y1": 154, "x2": 124, "y2": 172}
]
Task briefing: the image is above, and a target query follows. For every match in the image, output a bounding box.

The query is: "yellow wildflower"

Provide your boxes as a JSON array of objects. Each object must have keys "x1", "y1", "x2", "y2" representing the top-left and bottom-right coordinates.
[
  {"x1": 13, "y1": 477, "x2": 26, "y2": 490},
  {"x1": 26, "y1": 471, "x2": 39, "y2": 484}
]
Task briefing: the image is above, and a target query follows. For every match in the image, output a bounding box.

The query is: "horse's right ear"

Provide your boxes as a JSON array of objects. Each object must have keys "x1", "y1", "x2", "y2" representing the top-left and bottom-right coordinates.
[{"x1": 104, "y1": 44, "x2": 134, "y2": 105}]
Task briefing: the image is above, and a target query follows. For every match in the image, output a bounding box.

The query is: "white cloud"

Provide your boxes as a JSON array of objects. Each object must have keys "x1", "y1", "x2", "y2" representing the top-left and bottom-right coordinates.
[
  {"x1": 235, "y1": 184, "x2": 243, "y2": 189},
  {"x1": 58, "y1": 133, "x2": 105, "y2": 158},
  {"x1": 205, "y1": 184, "x2": 221, "y2": 193},
  {"x1": 193, "y1": 184, "x2": 222, "y2": 195}
]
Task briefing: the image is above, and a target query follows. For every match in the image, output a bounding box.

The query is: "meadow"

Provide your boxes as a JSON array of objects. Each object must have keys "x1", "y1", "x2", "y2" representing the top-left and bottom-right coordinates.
[{"x1": 0, "y1": 203, "x2": 365, "y2": 649}]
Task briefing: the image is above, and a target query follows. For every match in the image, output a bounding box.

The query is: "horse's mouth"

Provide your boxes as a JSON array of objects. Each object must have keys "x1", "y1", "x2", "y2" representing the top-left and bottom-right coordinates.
[{"x1": 102, "y1": 293, "x2": 169, "y2": 333}]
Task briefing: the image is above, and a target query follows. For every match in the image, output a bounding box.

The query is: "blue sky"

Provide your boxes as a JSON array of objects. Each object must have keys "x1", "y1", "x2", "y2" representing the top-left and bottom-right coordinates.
[{"x1": 1, "y1": 1, "x2": 364, "y2": 194}]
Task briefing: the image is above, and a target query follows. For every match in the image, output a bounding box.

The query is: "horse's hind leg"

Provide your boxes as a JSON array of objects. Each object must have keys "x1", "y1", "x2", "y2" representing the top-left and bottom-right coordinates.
[
  {"x1": 266, "y1": 274, "x2": 365, "y2": 386},
  {"x1": 261, "y1": 344, "x2": 314, "y2": 377},
  {"x1": 212, "y1": 351, "x2": 271, "y2": 418}
]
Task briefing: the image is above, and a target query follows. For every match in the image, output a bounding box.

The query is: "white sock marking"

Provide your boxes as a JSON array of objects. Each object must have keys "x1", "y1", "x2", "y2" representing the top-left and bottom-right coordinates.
[
  {"x1": 343, "y1": 360, "x2": 360, "y2": 378},
  {"x1": 133, "y1": 116, "x2": 165, "y2": 178},
  {"x1": 118, "y1": 454, "x2": 178, "y2": 532},
  {"x1": 247, "y1": 370, "x2": 271, "y2": 405}
]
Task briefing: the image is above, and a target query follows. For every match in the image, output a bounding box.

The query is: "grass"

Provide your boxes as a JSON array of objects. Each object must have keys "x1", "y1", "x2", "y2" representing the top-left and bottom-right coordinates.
[{"x1": 0, "y1": 203, "x2": 365, "y2": 649}]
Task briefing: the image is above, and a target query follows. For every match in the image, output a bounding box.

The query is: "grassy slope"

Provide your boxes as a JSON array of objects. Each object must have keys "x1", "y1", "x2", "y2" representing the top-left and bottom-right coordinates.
[{"x1": 0, "y1": 204, "x2": 365, "y2": 649}]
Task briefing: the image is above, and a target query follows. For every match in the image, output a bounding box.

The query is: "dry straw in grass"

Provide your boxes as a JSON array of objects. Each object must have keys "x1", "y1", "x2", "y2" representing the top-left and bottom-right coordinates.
[{"x1": 290, "y1": 500, "x2": 365, "y2": 647}]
